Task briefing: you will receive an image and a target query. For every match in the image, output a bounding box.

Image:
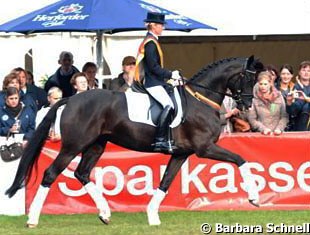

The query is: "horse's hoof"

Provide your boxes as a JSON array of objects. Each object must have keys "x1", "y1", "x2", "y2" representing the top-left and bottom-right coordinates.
[
  {"x1": 147, "y1": 215, "x2": 161, "y2": 226},
  {"x1": 26, "y1": 223, "x2": 37, "y2": 229},
  {"x1": 147, "y1": 210, "x2": 161, "y2": 226},
  {"x1": 249, "y1": 199, "x2": 260, "y2": 207},
  {"x1": 148, "y1": 220, "x2": 161, "y2": 226},
  {"x1": 99, "y1": 215, "x2": 110, "y2": 225}
]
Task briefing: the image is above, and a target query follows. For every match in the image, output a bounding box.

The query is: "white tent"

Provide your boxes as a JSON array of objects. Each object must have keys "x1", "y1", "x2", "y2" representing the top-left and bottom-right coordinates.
[{"x1": 117, "y1": 0, "x2": 310, "y2": 36}]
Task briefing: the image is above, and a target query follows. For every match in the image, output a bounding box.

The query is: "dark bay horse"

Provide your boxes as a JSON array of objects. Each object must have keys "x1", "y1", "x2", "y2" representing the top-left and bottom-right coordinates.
[{"x1": 6, "y1": 56, "x2": 263, "y2": 227}]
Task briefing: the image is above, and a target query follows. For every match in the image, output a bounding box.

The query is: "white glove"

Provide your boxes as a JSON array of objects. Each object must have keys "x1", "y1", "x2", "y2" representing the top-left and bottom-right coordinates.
[
  {"x1": 171, "y1": 70, "x2": 181, "y2": 80},
  {"x1": 167, "y1": 78, "x2": 184, "y2": 87}
]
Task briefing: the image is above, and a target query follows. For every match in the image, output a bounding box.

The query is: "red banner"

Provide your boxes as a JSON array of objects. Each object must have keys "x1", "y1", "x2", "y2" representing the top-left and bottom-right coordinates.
[{"x1": 26, "y1": 132, "x2": 310, "y2": 214}]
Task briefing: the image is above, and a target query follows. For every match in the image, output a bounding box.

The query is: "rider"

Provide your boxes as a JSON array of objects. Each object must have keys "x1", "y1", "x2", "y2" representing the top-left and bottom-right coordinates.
[{"x1": 135, "y1": 12, "x2": 182, "y2": 153}]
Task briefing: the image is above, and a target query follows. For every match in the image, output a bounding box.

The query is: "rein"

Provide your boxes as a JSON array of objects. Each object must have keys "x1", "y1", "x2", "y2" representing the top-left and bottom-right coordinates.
[
  {"x1": 184, "y1": 85, "x2": 221, "y2": 110},
  {"x1": 182, "y1": 66, "x2": 256, "y2": 110}
]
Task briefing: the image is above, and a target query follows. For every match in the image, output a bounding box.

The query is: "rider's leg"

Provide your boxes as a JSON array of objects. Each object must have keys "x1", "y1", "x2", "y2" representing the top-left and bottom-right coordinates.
[
  {"x1": 146, "y1": 86, "x2": 176, "y2": 153},
  {"x1": 153, "y1": 105, "x2": 174, "y2": 141}
]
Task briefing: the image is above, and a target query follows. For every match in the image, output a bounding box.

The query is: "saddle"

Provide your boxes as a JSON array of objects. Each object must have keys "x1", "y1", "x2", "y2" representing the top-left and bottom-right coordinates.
[{"x1": 125, "y1": 82, "x2": 183, "y2": 127}]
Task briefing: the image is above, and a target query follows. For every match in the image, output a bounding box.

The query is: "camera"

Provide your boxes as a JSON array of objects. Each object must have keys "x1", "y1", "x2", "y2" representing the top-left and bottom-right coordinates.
[{"x1": 293, "y1": 92, "x2": 299, "y2": 99}]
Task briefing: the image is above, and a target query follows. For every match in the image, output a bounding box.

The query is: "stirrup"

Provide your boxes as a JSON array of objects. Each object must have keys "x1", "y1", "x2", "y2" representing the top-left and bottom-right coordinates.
[
  {"x1": 151, "y1": 140, "x2": 175, "y2": 147},
  {"x1": 152, "y1": 141, "x2": 177, "y2": 154}
]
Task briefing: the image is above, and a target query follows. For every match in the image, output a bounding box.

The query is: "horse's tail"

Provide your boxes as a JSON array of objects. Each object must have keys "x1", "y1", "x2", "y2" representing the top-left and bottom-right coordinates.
[{"x1": 6, "y1": 98, "x2": 69, "y2": 198}]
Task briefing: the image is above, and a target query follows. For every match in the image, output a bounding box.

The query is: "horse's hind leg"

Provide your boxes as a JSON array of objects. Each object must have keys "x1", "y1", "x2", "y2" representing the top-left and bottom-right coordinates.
[
  {"x1": 147, "y1": 154, "x2": 188, "y2": 226},
  {"x1": 27, "y1": 148, "x2": 79, "y2": 228},
  {"x1": 74, "y1": 137, "x2": 111, "y2": 225},
  {"x1": 197, "y1": 143, "x2": 259, "y2": 207}
]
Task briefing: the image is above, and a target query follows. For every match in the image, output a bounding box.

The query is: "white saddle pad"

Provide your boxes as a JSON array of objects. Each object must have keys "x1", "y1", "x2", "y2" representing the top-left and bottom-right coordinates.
[{"x1": 125, "y1": 87, "x2": 183, "y2": 128}]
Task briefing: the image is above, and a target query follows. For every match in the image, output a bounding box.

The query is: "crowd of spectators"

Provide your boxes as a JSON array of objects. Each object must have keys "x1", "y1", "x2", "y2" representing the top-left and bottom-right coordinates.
[
  {"x1": 1, "y1": 51, "x2": 309, "y2": 148},
  {"x1": 0, "y1": 51, "x2": 137, "y2": 147},
  {"x1": 221, "y1": 61, "x2": 310, "y2": 133}
]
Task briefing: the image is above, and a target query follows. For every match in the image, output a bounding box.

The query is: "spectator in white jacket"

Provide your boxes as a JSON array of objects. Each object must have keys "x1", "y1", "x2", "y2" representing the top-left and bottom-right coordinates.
[{"x1": 35, "y1": 87, "x2": 63, "y2": 142}]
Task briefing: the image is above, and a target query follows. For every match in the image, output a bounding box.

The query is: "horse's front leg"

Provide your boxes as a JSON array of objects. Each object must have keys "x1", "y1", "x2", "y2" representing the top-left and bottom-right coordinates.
[
  {"x1": 196, "y1": 143, "x2": 259, "y2": 207},
  {"x1": 147, "y1": 154, "x2": 188, "y2": 226}
]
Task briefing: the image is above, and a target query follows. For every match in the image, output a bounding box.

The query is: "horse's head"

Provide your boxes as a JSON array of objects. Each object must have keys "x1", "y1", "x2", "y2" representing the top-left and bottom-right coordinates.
[{"x1": 227, "y1": 56, "x2": 264, "y2": 110}]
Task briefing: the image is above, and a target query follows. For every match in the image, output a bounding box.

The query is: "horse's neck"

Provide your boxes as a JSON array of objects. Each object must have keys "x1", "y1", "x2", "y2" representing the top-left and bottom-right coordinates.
[
  {"x1": 189, "y1": 60, "x2": 241, "y2": 108},
  {"x1": 184, "y1": 85, "x2": 225, "y2": 112},
  {"x1": 193, "y1": 76, "x2": 227, "y2": 107}
]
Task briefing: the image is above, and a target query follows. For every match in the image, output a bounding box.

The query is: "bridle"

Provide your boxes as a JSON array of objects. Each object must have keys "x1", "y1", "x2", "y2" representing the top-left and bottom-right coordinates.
[
  {"x1": 183, "y1": 58, "x2": 256, "y2": 110},
  {"x1": 228, "y1": 69, "x2": 256, "y2": 106}
]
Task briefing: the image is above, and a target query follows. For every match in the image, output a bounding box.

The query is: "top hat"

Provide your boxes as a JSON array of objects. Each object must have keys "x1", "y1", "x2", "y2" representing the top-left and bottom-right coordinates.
[{"x1": 144, "y1": 12, "x2": 166, "y2": 24}]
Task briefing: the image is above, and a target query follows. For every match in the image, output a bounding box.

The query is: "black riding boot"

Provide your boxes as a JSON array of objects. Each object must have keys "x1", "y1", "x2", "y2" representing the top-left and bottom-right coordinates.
[{"x1": 153, "y1": 106, "x2": 177, "y2": 153}]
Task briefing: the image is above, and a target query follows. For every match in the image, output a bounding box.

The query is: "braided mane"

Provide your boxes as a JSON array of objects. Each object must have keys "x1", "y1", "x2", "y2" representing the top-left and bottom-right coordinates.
[{"x1": 190, "y1": 57, "x2": 238, "y2": 81}]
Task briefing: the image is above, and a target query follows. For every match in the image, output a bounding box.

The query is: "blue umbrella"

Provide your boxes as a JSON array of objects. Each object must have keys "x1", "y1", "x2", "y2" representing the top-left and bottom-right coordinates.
[
  {"x1": 0, "y1": 0, "x2": 216, "y2": 70},
  {"x1": 0, "y1": 0, "x2": 216, "y2": 33}
]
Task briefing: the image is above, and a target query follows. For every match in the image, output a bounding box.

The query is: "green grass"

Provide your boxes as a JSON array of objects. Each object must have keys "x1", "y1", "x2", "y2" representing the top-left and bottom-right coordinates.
[{"x1": 0, "y1": 210, "x2": 309, "y2": 235}]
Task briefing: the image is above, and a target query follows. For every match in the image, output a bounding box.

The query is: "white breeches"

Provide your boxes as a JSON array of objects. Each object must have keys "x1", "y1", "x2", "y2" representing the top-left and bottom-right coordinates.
[{"x1": 146, "y1": 86, "x2": 174, "y2": 109}]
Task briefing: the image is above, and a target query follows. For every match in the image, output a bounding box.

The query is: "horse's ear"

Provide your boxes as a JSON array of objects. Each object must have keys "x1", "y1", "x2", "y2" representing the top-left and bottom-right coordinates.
[
  {"x1": 247, "y1": 55, "x2": 264, "y2": 72},
  {"x1": 246, "y1": 55, "x2": 254, "y2": 67},
  {"x1": 253, "y1": 57, "x2": 264, "y2": 72}
]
